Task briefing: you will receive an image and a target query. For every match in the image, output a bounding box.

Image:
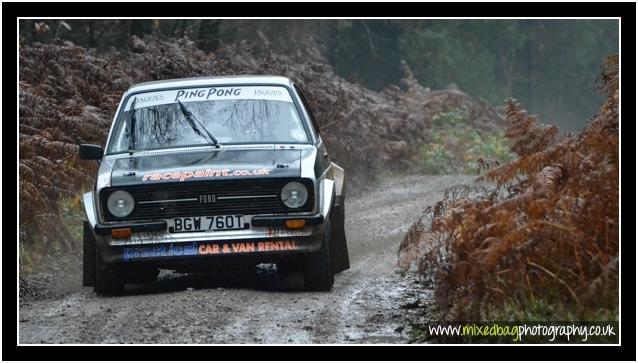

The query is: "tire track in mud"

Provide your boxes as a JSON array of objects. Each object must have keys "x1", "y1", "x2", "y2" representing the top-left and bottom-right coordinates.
[{"x1": 18, "y1": 175, "x2": 474, "y2": 344}]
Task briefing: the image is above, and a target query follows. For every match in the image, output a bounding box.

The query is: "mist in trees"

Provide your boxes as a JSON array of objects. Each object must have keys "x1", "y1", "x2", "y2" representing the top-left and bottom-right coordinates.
[
  {"x1": 19, "y1": 19, "x2": 618, "y2": 130},
  {"x1": 329, "y1": 19, "x2": 618, "y2": 131}
]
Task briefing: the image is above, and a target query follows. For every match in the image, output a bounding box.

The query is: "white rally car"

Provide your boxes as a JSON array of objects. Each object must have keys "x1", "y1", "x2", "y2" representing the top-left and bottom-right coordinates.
[{"x1": 80, "y1": 76, "x2": 349, "y2": 295}]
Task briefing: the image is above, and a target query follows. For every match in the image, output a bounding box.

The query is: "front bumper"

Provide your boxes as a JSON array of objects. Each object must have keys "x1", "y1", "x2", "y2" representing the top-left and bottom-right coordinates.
[
  {"x1": 93, "y1": 214, "x2": 323, "y2": 236},
  {"x1": 91, "y1": 216, "x2": 326, "y2": 264},
  {"x1": 83, "y1": 175, "x2": 337, "y2": 265}
]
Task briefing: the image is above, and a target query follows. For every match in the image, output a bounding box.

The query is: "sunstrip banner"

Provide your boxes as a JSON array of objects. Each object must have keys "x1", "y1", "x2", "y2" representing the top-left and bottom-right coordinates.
[{"x1": 125, "y1": 86, "x2": 293, "y2": 109}]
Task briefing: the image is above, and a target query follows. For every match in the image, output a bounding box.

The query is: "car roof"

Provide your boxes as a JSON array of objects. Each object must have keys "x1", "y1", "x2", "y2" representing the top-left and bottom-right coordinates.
[{"x1": 126, "y1": 75, "x2": 295, "y2": 94}]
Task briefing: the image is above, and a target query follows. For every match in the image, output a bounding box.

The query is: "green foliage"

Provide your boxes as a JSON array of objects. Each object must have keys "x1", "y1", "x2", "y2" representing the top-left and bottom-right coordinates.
[
  {"x1": 488, "y1": 296, "x2": 619, "y2": 322},
  {"x1": 420, "y1": 143, "x2": 457, "y2": 175},
  {"x1": 19, "y1": 195, "x2": 84, "y2": 274},
  {"x1": 327, "y1": 20, "x2": 404, "y2": 89},
  {"x1": 467, "y1": 133, "x2": 514, "y2": 168},
  {"x1": 400, "y1": 57, "x2": 619, "y2": 322},
  {"x1": 401, "y1": 20, "x2": 618, "y2": 131},
  {"x1": 399, "y1": 24, "x2": 500, "y2": 102},
  {"x1": 59, "y1": 194, "x2": 85, "y2": 244},
  {"x1": 21, "y1": 19, "x2": 619, "y2": 130},
  {"x1": 420, "y1": 109, "x2": 515, "y2": 174},
  {"x1": 329, "y1": 19, "x2": 617, "y2": 130},
  {"x1": 430, "y1": 109, "x2": 466, "y2": 127},
  {"x1": 19, "y1": 237, "x2": 49, "y2": 275}
]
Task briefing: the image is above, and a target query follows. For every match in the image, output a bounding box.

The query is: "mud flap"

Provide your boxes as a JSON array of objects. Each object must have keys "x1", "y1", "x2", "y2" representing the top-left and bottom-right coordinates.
[
  {"x1": 83, "y1": 220, "x2": 96, "y2": 287},
  {"x1": 329, "y1": 196, "x2": 350, "y2": 273}
]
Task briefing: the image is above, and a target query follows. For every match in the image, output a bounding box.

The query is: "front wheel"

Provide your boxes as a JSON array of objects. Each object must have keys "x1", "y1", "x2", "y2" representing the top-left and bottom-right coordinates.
[{"x1": 303, "y1": 220, "x2": 334, "y2": 291}]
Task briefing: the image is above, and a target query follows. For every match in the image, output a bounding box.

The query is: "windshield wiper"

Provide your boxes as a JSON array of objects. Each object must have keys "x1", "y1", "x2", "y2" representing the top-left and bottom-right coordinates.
[
  {"x1": 126, "y1": 97, "x2": 138, "y2": 155},
  {"x1": 177, "y1": 100, "x2": 219, "y2": 148}
]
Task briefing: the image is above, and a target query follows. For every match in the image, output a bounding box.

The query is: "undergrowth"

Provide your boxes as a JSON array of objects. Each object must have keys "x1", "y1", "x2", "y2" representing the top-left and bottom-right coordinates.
[
  {"x1": 19, "y1": 195, "x2": 84, "y2": 274},
  {"x1": 399, "y1": 54, "x2": 619, "y2": 322},
  {"x1": 19, "y1": 35, "x2": 504, "y2": 261},
  {"x1": 420, "y1": 108, "x2": 515, "y2": 174}
]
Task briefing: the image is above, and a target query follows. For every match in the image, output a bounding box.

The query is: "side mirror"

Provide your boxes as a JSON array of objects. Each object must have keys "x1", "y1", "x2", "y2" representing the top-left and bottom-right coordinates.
[{"x1": 79, "y1": 144, "x2": 103, "y2": 160}]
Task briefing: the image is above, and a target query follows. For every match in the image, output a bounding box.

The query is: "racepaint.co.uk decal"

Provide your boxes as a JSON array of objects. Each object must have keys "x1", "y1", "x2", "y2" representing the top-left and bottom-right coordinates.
[{"x1": 142, "y1": 168, "x2": 271, "y2": 182}]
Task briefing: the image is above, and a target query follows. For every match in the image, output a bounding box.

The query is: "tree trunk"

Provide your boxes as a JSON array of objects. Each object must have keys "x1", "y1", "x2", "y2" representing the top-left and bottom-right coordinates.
[
  {"x1": 524, "y1": 21, "x2": 534, "y2": 110},
  {"x1": 198, "y1": 19, "x2": 221, "y2": 51},
  {"x1": 88, "y1": 21, "x2": 95, "y2": 47},
  {"x1": 170, "y1": 19, "x2": 180, "y2": 37},
  {"x1": 130, "y1": 19, "x2": 153, "y2": 37}
]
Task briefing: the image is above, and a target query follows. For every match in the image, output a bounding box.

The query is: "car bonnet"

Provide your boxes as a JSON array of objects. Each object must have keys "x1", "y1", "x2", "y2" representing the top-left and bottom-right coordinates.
[{"x1": 109, "y1": 149, "x2": 302, "y2": 187}]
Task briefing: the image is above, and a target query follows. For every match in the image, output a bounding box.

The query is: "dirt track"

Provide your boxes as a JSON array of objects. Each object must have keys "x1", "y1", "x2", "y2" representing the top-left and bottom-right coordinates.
[{"x1": 19, "y1": 175, "x2": 473, "y2": 344}]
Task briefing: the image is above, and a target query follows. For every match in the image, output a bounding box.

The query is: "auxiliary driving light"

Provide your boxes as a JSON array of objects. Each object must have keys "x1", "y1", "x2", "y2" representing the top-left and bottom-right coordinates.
[
  {"x1": 285, "y1": 219, "x2": 306, "y2": 230},
  {"x1": 111, "y1": 228, "x2": 132, "y2": 239}
]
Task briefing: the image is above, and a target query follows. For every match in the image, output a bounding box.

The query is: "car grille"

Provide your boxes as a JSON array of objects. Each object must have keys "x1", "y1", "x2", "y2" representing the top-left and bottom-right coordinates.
[{"x1": 100, "y1": 178, "x2": 314, "y2": 222}]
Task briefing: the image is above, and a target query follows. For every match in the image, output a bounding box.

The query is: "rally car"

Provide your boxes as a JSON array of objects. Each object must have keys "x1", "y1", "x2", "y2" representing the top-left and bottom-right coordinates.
[{"x1": 80, "y1": 76, "x2": 349, "y2": 295}]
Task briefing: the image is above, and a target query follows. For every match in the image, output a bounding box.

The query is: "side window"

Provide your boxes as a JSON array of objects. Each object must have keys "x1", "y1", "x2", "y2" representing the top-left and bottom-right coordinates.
[{"x1": 294, "y1": 85, "x2": 321, "y2": 139}]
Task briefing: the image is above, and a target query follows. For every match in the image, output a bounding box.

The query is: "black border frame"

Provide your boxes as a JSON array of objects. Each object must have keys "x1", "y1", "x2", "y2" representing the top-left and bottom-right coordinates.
[{"x1": 6, "y1": 1, "x2": 635, "y2": 361}]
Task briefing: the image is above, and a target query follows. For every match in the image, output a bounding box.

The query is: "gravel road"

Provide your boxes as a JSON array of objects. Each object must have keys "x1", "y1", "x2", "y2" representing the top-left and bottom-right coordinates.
[{"x1": 19, "y1": 175, "x2": 473, "y2": 344}]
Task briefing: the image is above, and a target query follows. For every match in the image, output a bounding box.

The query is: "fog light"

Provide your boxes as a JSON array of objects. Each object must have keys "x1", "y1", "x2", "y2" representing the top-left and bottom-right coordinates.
[
  {"x1": 111, "y1": 228, "x2": 131, "y2": 239},
  {"x1": 285, "y1": 219, "x2": 306, "y2": 230}
]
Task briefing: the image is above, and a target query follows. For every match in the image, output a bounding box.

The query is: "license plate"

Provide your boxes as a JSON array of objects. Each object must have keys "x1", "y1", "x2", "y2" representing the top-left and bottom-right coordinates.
[{"x1": 169, "y1": 215, "x2": 246, "y2": 233}]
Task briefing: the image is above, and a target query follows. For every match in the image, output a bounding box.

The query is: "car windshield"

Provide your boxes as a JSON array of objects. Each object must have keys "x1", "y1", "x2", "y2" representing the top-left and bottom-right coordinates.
[{"x1": 107, "y1": 85, "x2": 310, "y2": 153}]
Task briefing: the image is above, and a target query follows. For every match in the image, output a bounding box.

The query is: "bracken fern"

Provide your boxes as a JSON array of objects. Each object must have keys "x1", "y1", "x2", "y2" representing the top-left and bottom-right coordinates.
[{"x1": 399, "y1": 54, "x2": 619, "y2": 321}]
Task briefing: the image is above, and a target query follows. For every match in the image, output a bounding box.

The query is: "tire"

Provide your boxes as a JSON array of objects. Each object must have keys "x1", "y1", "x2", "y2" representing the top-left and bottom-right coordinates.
[
  {"x1": 303, "y1": 219, "x2": 334, "y2": 291},
  {"x1": 82, "y1": 221, "x2": 96, "y2": 287},
  {"x1": 94, "y1": 246, "x2": 124, "y2": 296}
]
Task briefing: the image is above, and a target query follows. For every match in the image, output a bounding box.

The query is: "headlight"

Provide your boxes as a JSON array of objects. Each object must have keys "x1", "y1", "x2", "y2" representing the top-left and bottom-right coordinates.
[
  {"x1": 281, "y1": 181, "x2": 308, "y2": 209},
  {"x1": 107, "y1": 190, "x2": 135, "y2": 218}
]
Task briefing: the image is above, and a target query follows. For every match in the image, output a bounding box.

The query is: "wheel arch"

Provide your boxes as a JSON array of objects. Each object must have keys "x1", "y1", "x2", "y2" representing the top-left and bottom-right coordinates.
[{"x1": 326, "y1": 162, "x2": 349, "y2": 273}]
